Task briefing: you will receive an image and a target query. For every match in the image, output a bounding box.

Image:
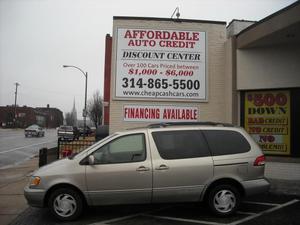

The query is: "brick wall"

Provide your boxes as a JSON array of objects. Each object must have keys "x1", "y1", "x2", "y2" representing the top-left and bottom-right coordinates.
[{"x1": 0, "y1": 106, "x2": 63, "y2": 128}]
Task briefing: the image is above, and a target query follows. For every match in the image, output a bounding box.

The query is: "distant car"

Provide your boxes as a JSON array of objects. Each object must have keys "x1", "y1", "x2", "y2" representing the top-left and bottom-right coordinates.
[
  {"x1": 57, "y1": 126, "x2": 80, "y2": 140},
  {"x1": 25, "y1": 125, "x2": 45, "y2": 137},
  {"x1": 78, "y1": 126, "x2": 92, "y2": 136}
]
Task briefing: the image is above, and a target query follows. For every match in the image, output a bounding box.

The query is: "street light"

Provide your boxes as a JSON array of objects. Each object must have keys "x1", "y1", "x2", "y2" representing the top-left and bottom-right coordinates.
[{"x1": 63, "y1": 65, "x2": 88, "y2": 138}]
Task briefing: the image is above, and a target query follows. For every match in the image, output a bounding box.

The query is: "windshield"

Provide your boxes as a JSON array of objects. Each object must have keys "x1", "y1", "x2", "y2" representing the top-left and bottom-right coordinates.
[
  {"x1": 72, "y1": 133, "x2": 118, "y2": 159},
  {"x1": 27, "y1": 125, "x2": 38, "y2": 129},
  {"x1": 59, "y1": 126, "x2": 73, "y2": 131}
]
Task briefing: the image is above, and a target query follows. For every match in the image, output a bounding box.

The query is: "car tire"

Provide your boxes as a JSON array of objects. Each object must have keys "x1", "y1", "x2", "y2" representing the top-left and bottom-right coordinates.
[
  {"x1": 207, "y1": 184, "x2": 240, "y2": 217},
  {"x1": 48, "y1": 188, "x2": 83, "y2": 221}
]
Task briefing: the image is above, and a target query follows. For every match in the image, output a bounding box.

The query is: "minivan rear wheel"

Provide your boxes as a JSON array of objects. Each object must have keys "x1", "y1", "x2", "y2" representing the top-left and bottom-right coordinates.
[
  {"x1": 208, "y1": 184, "x2": 240, "y2": 216},
  {"x1": 48, "y1": 188, "x2": 83, "y2": 221}
]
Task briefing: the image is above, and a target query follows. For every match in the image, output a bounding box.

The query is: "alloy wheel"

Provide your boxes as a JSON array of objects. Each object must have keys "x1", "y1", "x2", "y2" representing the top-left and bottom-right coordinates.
[
  {"x1": 213, "y1": 189, "x2": 236, "y2": 213},
  {"x1": 53, "y1": 193, "x2": 77, "y2": 218}
]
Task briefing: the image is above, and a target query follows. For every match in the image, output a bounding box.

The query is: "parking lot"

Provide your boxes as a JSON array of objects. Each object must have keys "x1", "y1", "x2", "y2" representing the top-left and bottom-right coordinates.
[{"x1": 11, "y1": 193, "x2": 300, "y2": 225}]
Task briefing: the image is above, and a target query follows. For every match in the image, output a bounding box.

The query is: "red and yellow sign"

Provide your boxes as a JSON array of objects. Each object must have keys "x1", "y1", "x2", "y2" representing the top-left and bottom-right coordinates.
[{"x1": 244, "y1": 90, "x2": 290, "y2": 155}]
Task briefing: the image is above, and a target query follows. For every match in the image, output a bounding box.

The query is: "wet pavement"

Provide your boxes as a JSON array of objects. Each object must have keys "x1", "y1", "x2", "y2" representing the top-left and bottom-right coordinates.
[
  {"x1": 0, "y1": 129, "x2": 57, "y2": 168},
  {"x1": 9, "y1": 193, "x2": 300, "y2": 225}
]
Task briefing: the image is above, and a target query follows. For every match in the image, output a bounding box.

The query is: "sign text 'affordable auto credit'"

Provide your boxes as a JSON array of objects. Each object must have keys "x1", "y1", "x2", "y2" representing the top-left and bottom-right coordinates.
[
  {"x1": 123, "y1": 105, "x2": 198, "y2": 122},
  {"x1": 115, "y1": 29, "x2": 206, "y2": 101}
]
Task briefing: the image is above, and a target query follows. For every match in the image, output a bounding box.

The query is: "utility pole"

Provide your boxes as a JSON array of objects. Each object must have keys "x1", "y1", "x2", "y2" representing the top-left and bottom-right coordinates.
[
  {"x1": 14, "y1": 82, "x2": 20, "y2": 128},
  {"x1": 84, "y1": 72, "x2": 87, "y2": 137}
]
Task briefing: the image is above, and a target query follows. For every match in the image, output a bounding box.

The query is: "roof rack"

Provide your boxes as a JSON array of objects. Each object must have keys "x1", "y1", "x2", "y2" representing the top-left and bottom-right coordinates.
[{"x1": 148, "y1": 121, "x2": 234, "y2": 128}]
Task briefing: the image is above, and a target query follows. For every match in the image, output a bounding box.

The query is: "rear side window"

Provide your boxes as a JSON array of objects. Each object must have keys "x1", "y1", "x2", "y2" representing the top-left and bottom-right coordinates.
[
  {"x1": 202, "y1": 130, "x2": 250, "y2": 156},
  {"x1": 152, "y1": 130, "x2": 210, "y2": 160}
]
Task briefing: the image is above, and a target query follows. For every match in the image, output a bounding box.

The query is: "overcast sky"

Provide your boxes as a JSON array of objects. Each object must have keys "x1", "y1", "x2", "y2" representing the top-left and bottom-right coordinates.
[{"x1": 0, "y1": 0, "x2": 296, "y2": 118}]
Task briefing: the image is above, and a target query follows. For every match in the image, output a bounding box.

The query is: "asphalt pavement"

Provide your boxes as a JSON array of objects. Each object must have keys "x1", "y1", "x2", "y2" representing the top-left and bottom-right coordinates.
[{"x1": 0, "y1": 129, "x2": 57, "y2": 169}]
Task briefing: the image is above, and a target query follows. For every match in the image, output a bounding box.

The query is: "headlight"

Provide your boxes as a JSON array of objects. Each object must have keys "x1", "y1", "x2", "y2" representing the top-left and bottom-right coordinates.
[{"x1": 30, "y1": 176, "x2": 41, "y2": 187}]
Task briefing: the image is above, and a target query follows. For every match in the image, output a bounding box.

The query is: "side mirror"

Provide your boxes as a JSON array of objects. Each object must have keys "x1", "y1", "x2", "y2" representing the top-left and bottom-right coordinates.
[{"x1": 88, "y1": 155, "x2": 95, "y2": 165}]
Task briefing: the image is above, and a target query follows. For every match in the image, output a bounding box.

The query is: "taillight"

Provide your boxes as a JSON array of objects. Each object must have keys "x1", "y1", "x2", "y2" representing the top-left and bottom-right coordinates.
[{"x1": 254, "y1": 155, "x2": 266, "y2": 166}]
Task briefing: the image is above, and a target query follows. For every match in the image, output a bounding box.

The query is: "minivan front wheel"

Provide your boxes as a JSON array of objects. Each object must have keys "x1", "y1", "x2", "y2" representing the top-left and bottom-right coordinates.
[
  {"x1": 208, "y1": 184, "x2": 240, "y2": 216},
  {"x1": 48, "y1": 188, "x2": 83, "y2": 221}
]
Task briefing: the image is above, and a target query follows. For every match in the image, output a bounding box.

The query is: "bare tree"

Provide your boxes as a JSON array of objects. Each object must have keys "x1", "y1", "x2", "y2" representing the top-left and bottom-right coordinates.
[
  {"x1": 65, "y1": 112, "x2": 75, "y2": 126},
  {"x1": 87, "y1": 90, "x2": 103, "y2": 128}
]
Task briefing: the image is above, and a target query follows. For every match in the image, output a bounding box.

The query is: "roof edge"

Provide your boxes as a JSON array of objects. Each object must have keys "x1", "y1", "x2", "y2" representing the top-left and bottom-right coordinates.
[
  {"x1": 113, "y1": 16, "x2": 226, "y2": 25},
  {"x1": 227, "y1": 19, "x2": 257, "y2": 28},
  {"x1": 237, "y1": 0, "x2": 300, "y2": 37}
]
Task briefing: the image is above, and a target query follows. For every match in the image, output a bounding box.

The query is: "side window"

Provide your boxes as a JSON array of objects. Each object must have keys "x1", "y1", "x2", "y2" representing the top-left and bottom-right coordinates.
[
  {"x1": 202, "y1": 130, "x2": 250, "y2": 156},
  {"x1": 92, "y1": 133, "x2": 146, "y2": 164},
  {"x1": 152, "y1": 130, "x2": 210, "y2": 160}
]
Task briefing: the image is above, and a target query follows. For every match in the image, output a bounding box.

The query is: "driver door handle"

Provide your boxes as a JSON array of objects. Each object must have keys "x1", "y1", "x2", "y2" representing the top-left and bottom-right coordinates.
[
  {"x1": 155, "y1": 164, "x2": 169, "y2": 170},
  {"x1": 136, "y1": 166, "x2": 150, "y2": 172}
]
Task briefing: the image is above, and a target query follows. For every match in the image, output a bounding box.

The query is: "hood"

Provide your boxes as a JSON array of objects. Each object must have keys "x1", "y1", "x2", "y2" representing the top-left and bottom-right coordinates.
[{"x1": 34, "y1": 158, "x2": 75, "y2": 176}]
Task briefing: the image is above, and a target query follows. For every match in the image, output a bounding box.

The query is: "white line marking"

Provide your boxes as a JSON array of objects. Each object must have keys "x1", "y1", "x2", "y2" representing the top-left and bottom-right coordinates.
[
  {"x1": 88, "y1": 213, "x2": 142, "y2": 225},
  {"x1": 88, "y1": 200, "x2": 299, "y2": 225},
  {"x1": 146, "y1": 215, "x2": 224, "y2": 225},
  {"x1": 88, "y1": 206, "x2": 172, "y2": 225},
  {"x1": 0, "y1": 141, "x2": 56, "y2": 154},
  {"x1": 236, "y1": 211, "x2": 256, "y2": 216},
  {"x1": 230, "y1": 199, "x2": 299, "y2": 225},
  {"x1": 243, "y1": 201, "x2": 280, "y2": 206}
]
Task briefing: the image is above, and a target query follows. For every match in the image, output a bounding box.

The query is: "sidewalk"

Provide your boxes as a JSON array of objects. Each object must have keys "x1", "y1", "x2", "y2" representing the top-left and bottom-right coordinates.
[
  {"x1": 0, "y1": 156, "x2": 299, "y2": 225},
  {"x1": 265, "y1": 156, "x2": 300, "y2": 196},
  {"x1": 0, "y1": 157, "x2": 38, "y2": 225}
]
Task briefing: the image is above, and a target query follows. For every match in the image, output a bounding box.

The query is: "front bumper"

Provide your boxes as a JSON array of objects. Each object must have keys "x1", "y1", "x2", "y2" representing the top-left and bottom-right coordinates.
[
  {"x1": 25, "y1": 131, "x2": 37, "y2": 136},
  {"x1": 24, "y1": 186, "x2": 46, "y2": 207},
  {"x1": 242, "y1": 178, "x2": 270, "y2": 196}
]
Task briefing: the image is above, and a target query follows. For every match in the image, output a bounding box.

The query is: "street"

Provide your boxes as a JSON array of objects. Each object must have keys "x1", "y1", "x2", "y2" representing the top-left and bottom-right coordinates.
[
  {"x1": 10, "y1": 193, "x2": 300, "y2": 225},
  {"x1": 0, "y1": 129, "x2": 57, "y2": 169}
]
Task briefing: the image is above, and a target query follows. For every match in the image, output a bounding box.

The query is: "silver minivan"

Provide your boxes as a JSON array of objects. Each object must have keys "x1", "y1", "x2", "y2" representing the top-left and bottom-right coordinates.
[{"x1": 24, "y1": 122, "x2": 270, "y2": 221}]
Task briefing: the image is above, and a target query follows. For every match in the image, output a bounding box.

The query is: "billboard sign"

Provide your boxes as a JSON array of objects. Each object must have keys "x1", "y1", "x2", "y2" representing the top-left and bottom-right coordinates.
[
  {"x1": 244, "y1": 90, "x2": 290, "y2": 155},
  {"x1": 115, "y1": 28, "x2": 206, "y2": 101}
]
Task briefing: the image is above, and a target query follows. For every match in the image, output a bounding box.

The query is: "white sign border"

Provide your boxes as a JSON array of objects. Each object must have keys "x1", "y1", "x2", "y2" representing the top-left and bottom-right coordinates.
[
  {"x1": 113, "y1": 27, "x2": 208, "y2": 102},
  {"x1": 123, "y1": 104, "x2": 199, "y2": 123}
]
